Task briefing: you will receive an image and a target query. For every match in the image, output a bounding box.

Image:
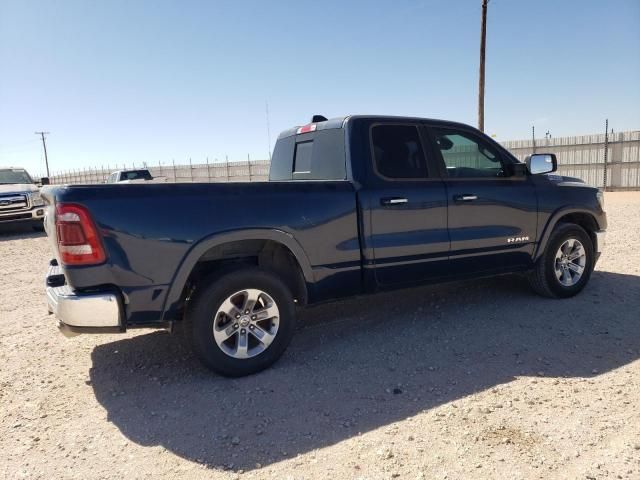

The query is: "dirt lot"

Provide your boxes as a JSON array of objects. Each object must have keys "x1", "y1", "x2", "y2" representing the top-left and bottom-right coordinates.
[{"x1": 1, "y1": 192, "x2": 639, "y2": 480}]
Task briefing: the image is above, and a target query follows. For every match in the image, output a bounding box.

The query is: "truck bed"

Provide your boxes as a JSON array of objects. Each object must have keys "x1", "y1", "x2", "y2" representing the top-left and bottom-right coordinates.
[{"x1": 42, "y1": 181, "x2": 362, "y2": 324}]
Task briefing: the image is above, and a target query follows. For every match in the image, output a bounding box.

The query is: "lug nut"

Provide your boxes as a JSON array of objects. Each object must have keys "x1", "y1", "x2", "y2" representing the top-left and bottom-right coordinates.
[
  {"x1": 235, "y1": 314, "x2": 241, "y2": 319},
  {"x1": 241, "y1": 328, "x2": 246, "y2": 334},
  {"x1": 249, "y1": 325, "x2": 255, "y2": 330},
  {"x1": 244, "y1": 310, "x2": 249, "y2": 314},
  {"x1": 251, "y1": 315, "x2": 257, "y2": 320},
  {"x1": 233, "y1": 323, "x2": 239, "y2": 329}
]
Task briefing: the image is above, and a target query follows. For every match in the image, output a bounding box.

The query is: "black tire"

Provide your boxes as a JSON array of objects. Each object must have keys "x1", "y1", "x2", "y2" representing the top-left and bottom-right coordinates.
[
  {"x1": 527, "y1": 223, "x2": 595, "y2": 298},
  {"x1": 186, "y1": 267, "x2": 296, "y2": 377}
]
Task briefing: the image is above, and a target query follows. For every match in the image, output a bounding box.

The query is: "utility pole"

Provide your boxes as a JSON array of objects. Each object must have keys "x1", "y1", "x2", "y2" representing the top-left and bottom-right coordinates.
[
  {"x1": 603, "y1": 118, "x2": 609, "y2": 191},
  {"x1": 477, "y1": 0, "x2": 489, "y2": 132},
  {"x1": 35, "y1": 131, "x2": 50, "y2": 177}
]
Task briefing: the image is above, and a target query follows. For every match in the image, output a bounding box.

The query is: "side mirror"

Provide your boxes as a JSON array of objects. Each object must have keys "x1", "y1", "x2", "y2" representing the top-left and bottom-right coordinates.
[
  {"x1": 525, "y1": 153, "x2": 557, "y2": 175},
  {"x1": 40, "y1": 177, "x2": 50, "y2": 186}
]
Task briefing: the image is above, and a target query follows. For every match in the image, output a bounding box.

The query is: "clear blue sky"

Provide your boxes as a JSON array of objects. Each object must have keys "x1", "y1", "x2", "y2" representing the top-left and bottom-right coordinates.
[{"x1": 1, "y1": 0, "x2": 639, "y2": 177}]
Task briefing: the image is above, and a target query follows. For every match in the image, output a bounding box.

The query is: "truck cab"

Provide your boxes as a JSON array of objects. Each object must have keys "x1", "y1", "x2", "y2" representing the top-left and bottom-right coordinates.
[{"x1": 0, "y1": 167, "x2": 46, "y2": 229}]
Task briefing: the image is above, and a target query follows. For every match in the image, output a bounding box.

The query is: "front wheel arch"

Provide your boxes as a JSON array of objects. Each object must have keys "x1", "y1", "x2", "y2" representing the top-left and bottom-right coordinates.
[{"x1": 534, "y1": 209, "x2": 600, "y2": 263}]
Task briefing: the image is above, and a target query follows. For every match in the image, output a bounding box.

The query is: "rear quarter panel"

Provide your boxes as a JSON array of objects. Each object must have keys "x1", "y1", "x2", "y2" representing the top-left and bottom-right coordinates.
[{"x1": 44, "y1": 182, "x2": 360, "y2": 324}]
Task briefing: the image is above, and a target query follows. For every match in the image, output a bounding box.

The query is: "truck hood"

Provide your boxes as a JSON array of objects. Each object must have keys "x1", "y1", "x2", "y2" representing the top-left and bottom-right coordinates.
[
  {"x1": 0, "y1": 183, "x2": 38, "y2": 194},
  {"x1": 559, "y1": 175, "x2": 586, "y2": 184},
  {"x1": 546, "y1": 174, "x2": 590, "y2": 187}
]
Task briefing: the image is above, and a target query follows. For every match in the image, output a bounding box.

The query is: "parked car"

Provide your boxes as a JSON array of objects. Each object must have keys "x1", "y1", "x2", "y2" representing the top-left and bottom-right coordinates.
[
  {"x1": 42, "y1": 115, "x2": 607, "y2": 376},
  {"x1": 106, "y1": 169, "x2": 154, "y2": 183},
  {"x1": 0, "y1": 167, "x2": 47, "y2": 230}
]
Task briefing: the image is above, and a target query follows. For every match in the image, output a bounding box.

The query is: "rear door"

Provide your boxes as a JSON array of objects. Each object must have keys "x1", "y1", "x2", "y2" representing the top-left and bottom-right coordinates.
[
  {"x1": 359, "y1": 122, "x2": 449, "y2": 286},
  {"x1": 426, "y1": 125, "x2": 537, "y2": 274}
]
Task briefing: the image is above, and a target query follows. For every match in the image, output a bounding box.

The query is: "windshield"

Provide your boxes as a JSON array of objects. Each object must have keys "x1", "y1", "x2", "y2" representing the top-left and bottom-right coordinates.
[
  {"x1": 0, "y1": 169, "x2": 33, "y2": 184},
  {"x1": 122, "y1": 170, "x2": 152, "y2": 181}
]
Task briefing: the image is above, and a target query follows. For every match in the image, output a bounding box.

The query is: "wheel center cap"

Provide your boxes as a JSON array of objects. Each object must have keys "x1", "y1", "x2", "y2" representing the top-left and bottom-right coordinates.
[{"x1": 239, "y1": 316, "x2": 251, "y2": 327}]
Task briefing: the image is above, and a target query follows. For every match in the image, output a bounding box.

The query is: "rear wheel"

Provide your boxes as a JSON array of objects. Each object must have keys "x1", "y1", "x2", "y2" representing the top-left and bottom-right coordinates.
[
  {"x1": 187, "y1": 267, "x2": 296, "y2": 377},
  {"x1": 527, "y1": 223, "x2": 595, "y2": 298}
]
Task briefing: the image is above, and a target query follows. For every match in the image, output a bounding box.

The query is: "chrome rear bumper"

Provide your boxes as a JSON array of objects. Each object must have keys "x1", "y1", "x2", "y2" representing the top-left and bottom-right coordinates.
[{"x1": 46, "y1": 264, "x2": 123, "y2": 336}]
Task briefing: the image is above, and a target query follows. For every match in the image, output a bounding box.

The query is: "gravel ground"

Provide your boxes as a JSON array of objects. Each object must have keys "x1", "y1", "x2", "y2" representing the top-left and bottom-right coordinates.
[{"x1": 1, "y1": 192, "x2": 639, "y2": 480}]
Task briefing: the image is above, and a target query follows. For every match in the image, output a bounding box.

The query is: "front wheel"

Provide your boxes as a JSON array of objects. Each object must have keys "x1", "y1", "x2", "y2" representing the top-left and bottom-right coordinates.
[
  {"x1": 187, "y1": 267, "x2": 296, "y2": 377},
  {"x1": 527, "y1": 223, "x2": 595, "y2": 298}
]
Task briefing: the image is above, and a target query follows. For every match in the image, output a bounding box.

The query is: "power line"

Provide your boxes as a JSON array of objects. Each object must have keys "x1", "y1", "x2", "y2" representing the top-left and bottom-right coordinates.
[{"x1": 34, "y1": 131, "x2": 50, "y2": 177}]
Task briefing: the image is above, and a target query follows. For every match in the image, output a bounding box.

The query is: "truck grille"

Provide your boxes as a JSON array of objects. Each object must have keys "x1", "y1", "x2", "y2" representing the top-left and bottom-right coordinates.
[{"x1": 0, "y1": 194, "x2": 29, "y2": 213}]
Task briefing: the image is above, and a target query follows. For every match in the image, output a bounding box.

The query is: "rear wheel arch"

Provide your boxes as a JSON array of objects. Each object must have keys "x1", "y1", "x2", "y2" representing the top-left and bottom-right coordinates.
[{"x1": 162, "y1": 230, "x2": 312, "y2": 321}]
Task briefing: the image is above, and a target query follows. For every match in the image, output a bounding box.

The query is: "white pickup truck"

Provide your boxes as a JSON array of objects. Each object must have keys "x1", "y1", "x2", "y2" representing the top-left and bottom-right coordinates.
[
  {"x1": 105, "y1": 169, "x2": 166, "y2": 183},
  {"x1": 0, "y1": 167, "x2": 46, "y2": 230}
]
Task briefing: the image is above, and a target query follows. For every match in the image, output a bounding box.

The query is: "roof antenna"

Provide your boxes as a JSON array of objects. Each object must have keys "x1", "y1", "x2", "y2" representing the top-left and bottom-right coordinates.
[
  {"x1": 311, "y1": 115, "x2": 328, "y2": 123},
  {"x1": 266, "y1": 102, "x2": 272, "y2": 160}
]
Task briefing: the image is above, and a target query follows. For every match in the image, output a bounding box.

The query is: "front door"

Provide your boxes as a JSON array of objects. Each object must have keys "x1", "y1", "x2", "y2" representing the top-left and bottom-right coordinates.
[
  {"x1": 361, "y1": 123, "x2": 449, "y2": 286},
  {"x1": 427, "y1": 125, "x2": 538, "y2": 275}
]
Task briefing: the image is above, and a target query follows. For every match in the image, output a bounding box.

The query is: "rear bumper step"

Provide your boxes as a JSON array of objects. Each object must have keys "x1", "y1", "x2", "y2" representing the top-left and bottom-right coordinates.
[
  {"x1": 595, "y1": 230, "x2": 606, "y2": 253},
  {"x1": 46, "y1": 263, "x2": 124, "y2": 337}
]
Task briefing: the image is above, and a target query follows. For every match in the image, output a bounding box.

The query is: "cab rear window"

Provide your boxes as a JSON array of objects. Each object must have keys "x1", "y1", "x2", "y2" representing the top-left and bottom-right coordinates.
[{"x1": 293, "y1": 141, "x2": 313, "y2": 173}]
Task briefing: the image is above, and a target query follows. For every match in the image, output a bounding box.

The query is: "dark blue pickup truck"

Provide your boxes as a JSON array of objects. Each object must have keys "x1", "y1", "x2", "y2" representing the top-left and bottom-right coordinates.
[{"x1": 43, "y1": 115, "x2": 607, "y2": 376}]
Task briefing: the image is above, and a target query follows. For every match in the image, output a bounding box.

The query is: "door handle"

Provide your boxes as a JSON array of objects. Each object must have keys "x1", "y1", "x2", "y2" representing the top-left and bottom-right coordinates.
[
  {"x1": 381, "y1": 197, "x2": 408, "y2": 206},
  {"x1": 454, "y1": 194, "x2": 478, "y2": 202}
]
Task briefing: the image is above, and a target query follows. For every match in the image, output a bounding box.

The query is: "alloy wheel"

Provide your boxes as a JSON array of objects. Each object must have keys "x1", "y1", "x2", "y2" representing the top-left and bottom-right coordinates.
[
  {"x1": 554, "y1": 238, "x2": 587, "y2": 287},
  {"x1": 212, "y1": 289, "x2": 280, "y2": 359}
]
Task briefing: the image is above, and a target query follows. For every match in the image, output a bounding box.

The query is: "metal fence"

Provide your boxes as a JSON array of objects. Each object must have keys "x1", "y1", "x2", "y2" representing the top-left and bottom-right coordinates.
[
  {"x1": 49, "y1": 159, "x2": 271, "y2": 185},
  {"x1": 49, "y1": 130, "x2": 640, "y2": 189},
  {"x1": 502, "y1": 130, "x2": 640, "y2": 190}
]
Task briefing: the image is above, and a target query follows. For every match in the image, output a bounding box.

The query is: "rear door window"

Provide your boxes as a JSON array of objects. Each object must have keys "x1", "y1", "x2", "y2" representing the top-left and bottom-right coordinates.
[{"x1": 371, "y1": 125, "x2": 428, "y2": 179}]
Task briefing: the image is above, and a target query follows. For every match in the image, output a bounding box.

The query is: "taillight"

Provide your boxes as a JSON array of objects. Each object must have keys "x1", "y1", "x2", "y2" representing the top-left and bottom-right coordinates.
[{"x1": 55, "y1": 203, "x2": 106, "y2": 266}]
